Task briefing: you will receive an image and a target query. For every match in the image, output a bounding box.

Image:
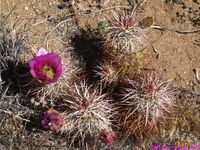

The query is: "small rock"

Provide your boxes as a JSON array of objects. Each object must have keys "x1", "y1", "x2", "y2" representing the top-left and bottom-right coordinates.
[{"x1": 84, "y1": 9, "x2": 92, "y2": 14}]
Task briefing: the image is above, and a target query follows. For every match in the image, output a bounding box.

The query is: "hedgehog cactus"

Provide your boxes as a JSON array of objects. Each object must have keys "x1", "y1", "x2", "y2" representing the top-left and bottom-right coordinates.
[
  {"x1": 101, "y1": 10, "x2": 150, "y2": 80},
  {"x1": 104, "y1": 10, "x2": 147, "y2": 54},
  {"x1": 56, "y1": 82, "x2": 114, "y2": 146},
  {"x1": 0, "y1": 28, "x2": 26, "y2": 65},
  {"x1": 22, "y1": 48, "x2": 81, "y2": 106},
  {"x1": 101, "y1": 48, "x2": 144, "y2": 81},
  {"x1": 116, "y1": 70, "x2": 176, "y2": 140},
  {"x1": 95, "y1": 63, "x2": 119, "y2": 86},
  {"x1": 0, "y1": 27, "x2": 28, "y2": 96}
]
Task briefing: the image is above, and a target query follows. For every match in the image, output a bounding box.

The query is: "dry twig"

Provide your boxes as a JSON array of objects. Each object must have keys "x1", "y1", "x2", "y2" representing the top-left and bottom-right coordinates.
[{"x1": 151, "y1": 25, "x2": 200, "y2": 34}]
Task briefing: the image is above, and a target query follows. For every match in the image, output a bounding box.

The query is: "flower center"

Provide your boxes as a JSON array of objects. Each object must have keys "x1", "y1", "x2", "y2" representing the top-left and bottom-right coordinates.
[{"x1": 41, "y1": 64, "x2": 55, "y2": 80}]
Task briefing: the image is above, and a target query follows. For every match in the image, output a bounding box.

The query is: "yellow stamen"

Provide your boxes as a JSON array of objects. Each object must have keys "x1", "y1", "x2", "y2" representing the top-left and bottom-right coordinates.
[{"x1": 41, "y1": 65, "x2": 55, "y2": 80}]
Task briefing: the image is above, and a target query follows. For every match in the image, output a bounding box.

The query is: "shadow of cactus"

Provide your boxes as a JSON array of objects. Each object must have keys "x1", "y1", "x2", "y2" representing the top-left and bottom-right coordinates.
[{"x1": 70, "y1": 27, "x2": 106, "y2": 83}]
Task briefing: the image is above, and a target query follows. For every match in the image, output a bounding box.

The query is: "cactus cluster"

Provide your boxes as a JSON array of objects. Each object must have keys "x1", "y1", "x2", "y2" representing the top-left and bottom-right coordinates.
[{"x1": 0, "y1": 8, "x2": 178, "y2": 149}]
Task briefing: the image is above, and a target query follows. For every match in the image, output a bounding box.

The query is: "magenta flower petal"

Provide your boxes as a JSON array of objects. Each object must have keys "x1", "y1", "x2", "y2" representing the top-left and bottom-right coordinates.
[
  {"x1": 36, "y1": 48, "x2": 48, "y2": 56},
  {"x1": 29, "y1": 59, "x2": 40, "y2": 79},
  {"x1": 41, "y1": 108, "x2": 64, "y2": 131},
  {"x1": 45, "y1": 53, "x2": 62, "y2": 66},
  {"x1": 29, "y1": 49, "x2": 63, "y2": 84},
  {"x1": 100, "y1": 130, "x2": 116, "y2": 146},
  {"x1": 30, "y1": 69, "x2": 38, "y2": 79},
  {"x1": 29, "y1": 58, "x2": 36, "y2": 69}
]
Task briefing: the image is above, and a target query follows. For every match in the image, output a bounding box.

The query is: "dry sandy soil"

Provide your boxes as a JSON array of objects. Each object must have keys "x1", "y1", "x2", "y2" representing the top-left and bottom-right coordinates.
[{"x1": 0, "y1": 0, "x2": 200, "y2": 149}]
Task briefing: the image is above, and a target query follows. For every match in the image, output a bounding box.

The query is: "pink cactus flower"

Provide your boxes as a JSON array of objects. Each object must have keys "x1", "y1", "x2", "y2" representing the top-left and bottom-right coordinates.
[
  {"x1": 29, "y1": 48, "x2": 63, "y2": 84},
  {"x1": 41, "y1": 108, "x2": 64, "y2": 131},
  {"x1": 101, "y1": 130, "x2": 116, "y2": 146}
]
